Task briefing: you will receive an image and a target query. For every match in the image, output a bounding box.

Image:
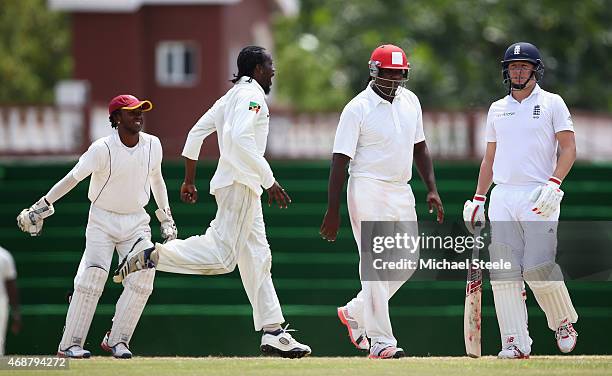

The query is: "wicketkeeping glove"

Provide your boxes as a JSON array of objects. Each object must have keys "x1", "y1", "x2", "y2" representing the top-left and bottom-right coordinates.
[
  {"x1": 155, "y1": 207, "x2": 177, "y2": 242},
  {"x1": 17, "y1": 197, "x2": 55, "y2": 236},
  {"x1": 463, "y1": 194, "x2": 487, "y2": 234},
  {"x1": 530, "y1": 177, "x2": 564, "y2": 218}
]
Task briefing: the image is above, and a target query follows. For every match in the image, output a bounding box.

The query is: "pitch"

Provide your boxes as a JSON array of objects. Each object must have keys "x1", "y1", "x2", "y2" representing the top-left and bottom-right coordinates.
[{"x1": 12, "y1": 356, "x2": 611, "y2": 376}]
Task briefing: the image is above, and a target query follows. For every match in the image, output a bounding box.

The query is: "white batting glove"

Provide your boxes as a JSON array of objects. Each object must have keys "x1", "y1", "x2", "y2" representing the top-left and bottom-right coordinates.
[
  {"x1": 530, "y1": 177, "x2": 564, "y2": 218},
  {"x1": 17, "y1": 197, "x2": 55, "y2": 236},
  {"x1": 155, "y1": 207, "x2": 177, "y2": 242},
  {"x1": 463, "y1": 194, "x2": 487, "y2": 234}
]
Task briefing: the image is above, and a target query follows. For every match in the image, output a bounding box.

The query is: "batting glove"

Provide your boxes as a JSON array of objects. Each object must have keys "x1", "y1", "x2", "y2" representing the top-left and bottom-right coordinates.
[
  {"x1": 463, "y1": 194, "x2": 487, "y2": 234},
  {"x1": 155, "y1": 207, "x2": 177, "y2": 242},
  {"x1": 530, "y1": 177, "x2": 564, "y2": 218},
  {"x1": 17, "y1": 197, "x2": 55, "y2": 236}
]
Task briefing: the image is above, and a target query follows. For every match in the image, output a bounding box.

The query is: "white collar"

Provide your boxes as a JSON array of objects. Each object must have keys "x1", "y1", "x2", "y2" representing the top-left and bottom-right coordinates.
[
  {"x1": 237, "y1": 76, "x2": 265, "y2": 95},
  {"x1": 507, "y1": 83, "x2": 542, "y2": 104},
  {"x1": 366, "y1": 82, "x2": 399, "y2": 105},
  {"x1": 112, "y1": 129, "x2": 140, "y2": 149}
]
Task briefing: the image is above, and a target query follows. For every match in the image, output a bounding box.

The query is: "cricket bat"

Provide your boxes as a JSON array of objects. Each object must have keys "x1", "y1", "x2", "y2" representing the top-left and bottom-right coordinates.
[{"x1": 464, "y1": 228, "x2": 482, "y2": 358}]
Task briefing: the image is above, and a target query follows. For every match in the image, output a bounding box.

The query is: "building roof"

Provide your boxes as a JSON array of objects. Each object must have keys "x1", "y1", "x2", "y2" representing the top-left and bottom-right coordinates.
[
  {"x1": 49, "y1": 0, "x2": 298, "y2": 15},
  {"x1": 48, "y1": 0, "x2": 241, "y2": 13}
]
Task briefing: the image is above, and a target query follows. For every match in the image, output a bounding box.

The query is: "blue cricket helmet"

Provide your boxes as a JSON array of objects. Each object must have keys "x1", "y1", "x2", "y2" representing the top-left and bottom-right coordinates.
[{"x1": 501, "y1": 42, "x2": 545, "y2": 90}]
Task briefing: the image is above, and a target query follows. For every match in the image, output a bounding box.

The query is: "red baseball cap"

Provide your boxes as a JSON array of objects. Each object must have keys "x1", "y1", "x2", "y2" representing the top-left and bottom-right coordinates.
[{"x1": 108, "y1": 95, "x2": 153, "y2": 115}]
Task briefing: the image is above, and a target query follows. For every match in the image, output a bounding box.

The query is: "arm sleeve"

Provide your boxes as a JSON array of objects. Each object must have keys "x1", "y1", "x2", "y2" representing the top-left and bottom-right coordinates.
[
  {"x1": 552, "y1": 95, "x2": 575, "y2": 133},
  {"x1": 72, "y1": 142, "x2": 107, "y2": 181},
  {"x1": 229, "y1": 93, "x2": 275, "y2": 189},
  {"x1": 149, "y1": 138, "x2": 170, "y2": 210},
  {"x1": 332, "y1": 103, "x2": 362, "y2": 159},
  {"x1": 414, "y1": 95, "x2": 426, "y2": 144},
  {"x1": 182, "y1": 99, "x2": 220, "y2": 160},
  {"x1": 485, "y1": 106, "x2": 496, "y2": 142},
  {"x1": 45, "y1": 173, "x2": 79, "y2": 204}
]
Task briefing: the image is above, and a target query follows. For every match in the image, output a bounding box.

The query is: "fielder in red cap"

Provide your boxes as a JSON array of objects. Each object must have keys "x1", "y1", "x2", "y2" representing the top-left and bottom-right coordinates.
[
  {"x1": 108, "y1": 94, "x2": 153, "y2": 133},
  {"x1": 17, "y1": 93, "x2": 175, "y2": 359}
]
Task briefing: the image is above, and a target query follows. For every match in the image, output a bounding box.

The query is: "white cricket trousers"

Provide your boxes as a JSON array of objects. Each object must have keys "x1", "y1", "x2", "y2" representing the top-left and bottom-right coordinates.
[
  {"x1": 155, "y1": 183, "x2": 284, "y2": 331},
  {"x1": 488, "y1": 184, "x2": 560, "y2": 270},
  {"x1": 76, "y1": 205, "x2": 151, "y2": 275},
  {"x1": 344, "y1": 177, "x2": 418, "y2": 346},
  {"x1": 489, "y1": 184, "x2": 577, "y2": 351}
]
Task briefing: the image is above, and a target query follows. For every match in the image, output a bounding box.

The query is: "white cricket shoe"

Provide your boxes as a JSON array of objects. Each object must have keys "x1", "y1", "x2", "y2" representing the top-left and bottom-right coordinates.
[
  {"x1": 260, "y1": 324, "x2": 311, "y2": 359},
  {"x1": 497, "y1": 345, "x2": 530, "y2": 359},
  {"x1": 556, "y1": 320, "x2": 578, "y2": 353},
  {"x1": 368, "y1": 342, "x2": 405, "y2": 359},
  {"x1": 113, "y1": 237, "x2": 158, "y2": 283},
  {"x1": 101, "y1": 331, "x2": 132, "y2": 359},
  {"x1": 337, "y1": 306, "x2": 369, "y2": 350},
  {"x1": 497, "y1": 334, "x2": 530, "y2": 359},
  {"x1": 57, "y1": 345, "x2": 91, "y2": 358}
]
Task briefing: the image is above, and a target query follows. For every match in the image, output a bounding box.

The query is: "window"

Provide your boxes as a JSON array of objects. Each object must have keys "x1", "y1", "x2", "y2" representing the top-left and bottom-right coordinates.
[{"x1": 156, "y1": 41, "x2": 198, "y2": 86}]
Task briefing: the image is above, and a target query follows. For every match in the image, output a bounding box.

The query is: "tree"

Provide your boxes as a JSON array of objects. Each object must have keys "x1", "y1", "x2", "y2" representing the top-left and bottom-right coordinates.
[
  {"x1": 273, "y1": 0, "x2": 612, "y2": 112},
  {"x1": 0, "y1": 0, "x2": 71, "y2": 104}
]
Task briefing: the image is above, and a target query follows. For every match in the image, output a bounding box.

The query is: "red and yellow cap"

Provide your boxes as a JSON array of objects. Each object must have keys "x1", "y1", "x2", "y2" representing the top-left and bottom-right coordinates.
[{"x1": 108, "y1": 94, "x2": 153, "y2": 115}]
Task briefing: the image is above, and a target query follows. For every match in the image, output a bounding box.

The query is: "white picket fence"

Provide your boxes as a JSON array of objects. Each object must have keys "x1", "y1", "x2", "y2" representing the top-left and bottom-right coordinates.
[
  {"x1": 267, "y1": 110, "x2": 612, "y2": 161},
  {"x1": 0, "y1": 106, "x2": 85, "y2": 155},
  {"x1": 1, "y1": 105, "x2": 611, "y2": 161}
]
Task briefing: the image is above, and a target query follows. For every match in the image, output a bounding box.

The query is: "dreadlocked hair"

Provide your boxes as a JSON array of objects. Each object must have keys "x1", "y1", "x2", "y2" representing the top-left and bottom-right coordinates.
[
  {"x1": 230, "y1": 45, "x2": 267, "y2": 83},
  {"x1": 109, "y1": 110, "x2": 120, "y2": 128}
]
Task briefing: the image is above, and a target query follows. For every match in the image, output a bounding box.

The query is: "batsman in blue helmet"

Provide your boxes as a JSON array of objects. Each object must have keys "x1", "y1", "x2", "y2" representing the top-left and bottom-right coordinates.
[{"x1": 463, "y1": 41, "x2": 579, "y2": 358}]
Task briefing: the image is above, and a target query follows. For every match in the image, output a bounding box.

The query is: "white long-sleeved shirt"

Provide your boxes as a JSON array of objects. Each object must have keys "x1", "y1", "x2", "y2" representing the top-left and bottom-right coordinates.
[
  {"x1": 182, "y1": 76, "x2": 275, "y2": 196},
  {"x1": 64, "y1": 131, "x2": 169, "y2": 214}
]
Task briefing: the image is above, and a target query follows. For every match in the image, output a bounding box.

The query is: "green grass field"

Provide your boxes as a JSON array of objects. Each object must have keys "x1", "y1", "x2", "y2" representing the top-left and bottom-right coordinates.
[{"x1": 7, "y1": 356, "x2": 612, "y2": 376}]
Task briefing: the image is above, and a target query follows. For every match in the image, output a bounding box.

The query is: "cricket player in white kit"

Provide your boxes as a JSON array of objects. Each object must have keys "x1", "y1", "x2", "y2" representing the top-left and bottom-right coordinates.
[
  {"x1": 115, "y1": 46, "x2": 311, "y2": 358},
  {"x1": 17, "y1": 95, "x2": 177, "y2": 359},
  {"x1": 320, "y1": 44, "x2": 444, "y2": 359},
  {"x1": 0, "y1": 245, "x2": 21, "y2": 355},
  {"x1": 463, "y1": 42, "x2": 578, "y2": 358}
]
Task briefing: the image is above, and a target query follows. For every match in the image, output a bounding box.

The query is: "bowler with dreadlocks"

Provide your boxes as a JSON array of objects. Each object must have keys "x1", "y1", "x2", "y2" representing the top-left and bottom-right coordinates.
[{"x1": 114, "y1": 46, "x2": 311, "y2": 358}]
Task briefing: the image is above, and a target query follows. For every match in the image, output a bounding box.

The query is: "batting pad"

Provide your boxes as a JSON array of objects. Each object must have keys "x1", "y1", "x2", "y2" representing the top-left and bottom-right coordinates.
[
  {"x1": 491, "y1": 281, "x2": 532, "y2": 353},
  {"x1": 59, "y1": 266, "x2": 107, "y2": 350},
  {"x1": 524, "y1": 262, "x2": 578, "y2": 331},
  {"x1": 488, "y1": 242, "x2": 522, "y2": 281},
  {"x1": 108, "y1": 268, "x2": 155, "y2": 346}
]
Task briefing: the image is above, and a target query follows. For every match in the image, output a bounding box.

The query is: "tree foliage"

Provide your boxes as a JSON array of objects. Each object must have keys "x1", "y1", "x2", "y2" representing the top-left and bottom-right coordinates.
[
  {"x1": 0, "y1": 0, "x2": 71, "y2": 104},
  {"x1": 273, "y1": 0, "x2": 612, "y2": 112}
]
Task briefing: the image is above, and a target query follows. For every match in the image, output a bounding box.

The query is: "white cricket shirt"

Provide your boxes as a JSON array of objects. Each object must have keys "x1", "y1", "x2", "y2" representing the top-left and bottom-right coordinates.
[
  {"x1": 486, "y1": 84, "x2": 574, "y2": 186},
  {"x1": 71, "y1": 131, "x2": 164, "y2": 214},
  {"x1": 182, "y1": 76, "x2": 274, "y2": 196},
  {"x1": 333, "y1": 83, "x2": 425, "y2": 183},
  {"x1": 0, "y1": 246, "x2": 17, "y2": 306}
]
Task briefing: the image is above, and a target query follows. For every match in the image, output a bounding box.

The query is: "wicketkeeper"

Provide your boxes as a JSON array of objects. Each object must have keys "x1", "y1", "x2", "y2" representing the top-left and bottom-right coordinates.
[{"x1": 17, "y1": 95, "x2": 176, "y2": 359}]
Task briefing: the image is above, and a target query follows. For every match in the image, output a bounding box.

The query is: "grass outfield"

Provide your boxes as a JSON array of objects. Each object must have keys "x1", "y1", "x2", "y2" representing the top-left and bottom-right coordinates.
[{"x1": 9, "y1": 356, "x2": 611, "y2": 376}]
